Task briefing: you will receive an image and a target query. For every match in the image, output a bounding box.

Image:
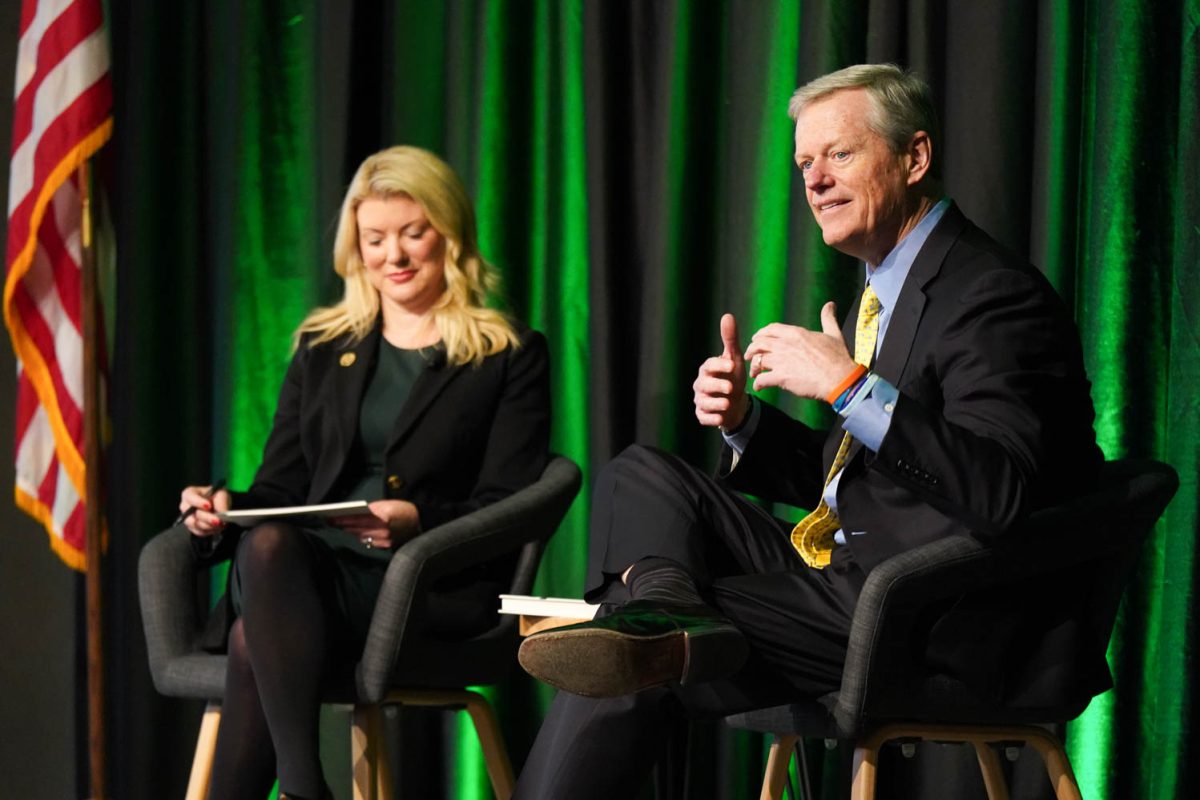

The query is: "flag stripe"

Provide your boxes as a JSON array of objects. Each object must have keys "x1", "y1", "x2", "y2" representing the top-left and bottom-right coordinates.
[
  {"x1": 13, "y1": 0, "x2": 74, "y2": 96},
  {"x1": 7, "y1": 79, "x2": 111, "y2": 264},
  {"x1": 36, "y1": 433, "x2": 60, "y2": 505},
  {"x1": 4, "y1": 121, "x2": 109, "y2": 497},
  {"x1": 27, "y1": 246, "x2": 86, "y2": 412},
  {"x1": 14, "y1": 369, "x2": 37, "y2": 445},
  {"x1": 11, "y1": 281, "x2": 84, "y2": 452},
  {"x1": 42, "y1": 178, "x2": 83, "y2": 333},
  {"x1": 9, "y1": 30, "x2": 108, "y2": 218},
  {"x1": 5, "y1": 0, "x2": 111, "y2": 569},
  {"x1": 15, "y1": 403, "x2": 60, "y2": 502},
  {"x1": 12, "y1": 0, "x2": 99, "y2": 148}
]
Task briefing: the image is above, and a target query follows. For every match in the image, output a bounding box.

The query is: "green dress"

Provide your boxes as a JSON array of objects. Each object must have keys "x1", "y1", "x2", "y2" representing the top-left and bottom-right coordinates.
[{"x1": 309, "y1": 339, "x2": 429, "y2": 557}]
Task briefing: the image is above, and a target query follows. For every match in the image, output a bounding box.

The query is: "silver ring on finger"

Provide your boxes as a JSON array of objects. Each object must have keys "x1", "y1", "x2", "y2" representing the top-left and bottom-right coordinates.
[{"x1": 364, "y1": 535, "x2": 374, "y2": 550}]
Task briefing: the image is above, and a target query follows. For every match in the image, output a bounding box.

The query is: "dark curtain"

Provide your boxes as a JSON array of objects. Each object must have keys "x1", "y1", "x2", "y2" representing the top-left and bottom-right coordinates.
[{"x1": 99, "y1": 1, "x2": 1197, "y2": 798}]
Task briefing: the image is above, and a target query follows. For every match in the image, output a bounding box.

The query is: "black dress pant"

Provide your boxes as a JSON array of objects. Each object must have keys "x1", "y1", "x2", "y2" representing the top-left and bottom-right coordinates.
[{"x1": 515, "y1": 444, "x2": 867, "y2": 799}]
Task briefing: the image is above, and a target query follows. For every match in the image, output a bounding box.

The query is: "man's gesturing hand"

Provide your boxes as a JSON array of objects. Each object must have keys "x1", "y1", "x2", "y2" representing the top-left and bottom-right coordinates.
[
  {"x1": 694, "y1": 313, "x2": 751, "y2": 430},
  {"x1": 744, "y1": 301, "x2": 859, "y2": 401}
]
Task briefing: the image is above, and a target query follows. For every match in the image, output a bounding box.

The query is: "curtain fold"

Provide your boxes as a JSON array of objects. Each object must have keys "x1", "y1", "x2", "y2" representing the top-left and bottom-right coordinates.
[{"x1": 102, "y1": 1, "x2": 1198, "y2": 797}]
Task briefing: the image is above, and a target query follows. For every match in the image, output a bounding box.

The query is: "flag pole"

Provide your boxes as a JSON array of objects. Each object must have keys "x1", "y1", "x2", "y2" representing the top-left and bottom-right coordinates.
[{"x1": 78, "y1": 159, "x2": 107, "y2": 800}]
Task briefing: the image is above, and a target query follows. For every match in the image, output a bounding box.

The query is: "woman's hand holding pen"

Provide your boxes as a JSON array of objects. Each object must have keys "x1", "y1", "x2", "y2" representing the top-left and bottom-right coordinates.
[
  {"x1": 178, "y1": 483, "x2": 231, "y2": 536},
  {"x1": 330, "y1": 499, "x2": 421, "y2": 551}
]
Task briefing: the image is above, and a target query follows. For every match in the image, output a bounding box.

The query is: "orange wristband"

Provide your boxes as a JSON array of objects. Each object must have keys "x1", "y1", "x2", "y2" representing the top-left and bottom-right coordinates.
[{"x1": 825, "y1": 364, "x2": 868, "y2": 405}]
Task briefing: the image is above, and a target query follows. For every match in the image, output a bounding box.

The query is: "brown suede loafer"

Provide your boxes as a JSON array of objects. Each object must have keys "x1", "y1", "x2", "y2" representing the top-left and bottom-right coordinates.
[{"x1": 517, "y1": 600, "x2": 748, "y2": 697}]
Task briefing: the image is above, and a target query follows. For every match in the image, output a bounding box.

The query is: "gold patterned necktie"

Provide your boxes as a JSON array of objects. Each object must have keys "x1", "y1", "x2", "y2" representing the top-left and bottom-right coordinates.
[{"x1": 790, "y1": 284, "x2": 883, "y2": 568}]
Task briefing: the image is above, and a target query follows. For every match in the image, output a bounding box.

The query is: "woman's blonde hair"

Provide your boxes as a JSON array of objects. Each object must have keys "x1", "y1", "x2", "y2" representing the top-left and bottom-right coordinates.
[{"x1": 295, "y1": 145, "x2": 520, "y2": 365}]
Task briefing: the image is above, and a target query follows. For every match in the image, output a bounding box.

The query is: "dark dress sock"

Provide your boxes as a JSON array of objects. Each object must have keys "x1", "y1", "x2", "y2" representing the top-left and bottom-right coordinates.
[{"x1": 625, "y1": 557, "x2": 705, "y2": 607}]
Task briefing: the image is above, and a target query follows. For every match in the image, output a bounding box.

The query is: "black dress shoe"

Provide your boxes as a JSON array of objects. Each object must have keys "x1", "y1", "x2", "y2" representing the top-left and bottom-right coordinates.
[{"x1": 518, "y1": 600, "x2": 748, "y2": 697}]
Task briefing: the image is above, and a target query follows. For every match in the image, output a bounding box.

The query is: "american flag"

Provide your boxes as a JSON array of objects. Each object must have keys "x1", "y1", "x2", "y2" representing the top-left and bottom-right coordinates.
[{"x1": 4, "y1": 0, "x2": 112, "y2": 569}]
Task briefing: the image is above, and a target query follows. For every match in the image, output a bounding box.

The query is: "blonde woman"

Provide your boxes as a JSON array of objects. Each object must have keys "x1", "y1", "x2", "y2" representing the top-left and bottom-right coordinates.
[{"x1": 177, "y1": 146, "x2": 550, "y2": 800}]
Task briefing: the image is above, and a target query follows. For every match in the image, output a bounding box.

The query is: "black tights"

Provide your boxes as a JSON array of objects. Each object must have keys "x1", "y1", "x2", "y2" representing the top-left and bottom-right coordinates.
[{"x1": 207, "y1": 524, "x2": 331, "y2": 800}]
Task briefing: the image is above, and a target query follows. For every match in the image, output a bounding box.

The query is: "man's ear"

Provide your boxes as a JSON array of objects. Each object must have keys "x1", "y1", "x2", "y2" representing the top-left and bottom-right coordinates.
[{"x1": 905, "y1": 131, "x2": 933, "y2": 185}]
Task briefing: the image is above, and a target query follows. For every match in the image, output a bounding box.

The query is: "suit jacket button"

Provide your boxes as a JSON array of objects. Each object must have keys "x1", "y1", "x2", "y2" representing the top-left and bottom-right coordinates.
[{"x1": 386, "y1": 474, "x2": 404, "y2": 490}]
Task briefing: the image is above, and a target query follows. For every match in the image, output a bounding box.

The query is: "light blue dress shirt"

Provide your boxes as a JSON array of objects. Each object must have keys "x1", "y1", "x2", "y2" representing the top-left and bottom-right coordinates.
[{"x1": 725, "y1": 198, "x2": 951, "y2": 544}]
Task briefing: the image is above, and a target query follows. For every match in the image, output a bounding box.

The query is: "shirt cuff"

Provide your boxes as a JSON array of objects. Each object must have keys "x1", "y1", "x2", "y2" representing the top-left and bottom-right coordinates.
[
  {"x1": 722, "y1": 396, "x2": 761, "y2": 456},
  {"x1": 839, "y1": 376, "x2": 899, "y2": 452}
]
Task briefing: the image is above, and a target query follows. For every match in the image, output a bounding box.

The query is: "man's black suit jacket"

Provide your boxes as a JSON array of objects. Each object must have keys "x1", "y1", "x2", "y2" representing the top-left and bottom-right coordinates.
[{"x1": 724, "y1": 203, "x2": 1102, "y2": 573}]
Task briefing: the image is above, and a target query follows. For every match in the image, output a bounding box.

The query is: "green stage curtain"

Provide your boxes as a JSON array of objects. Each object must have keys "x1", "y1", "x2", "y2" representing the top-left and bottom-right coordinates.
[{"x1": 104, "y1": 1, "x2": 1198, "y2": 798}]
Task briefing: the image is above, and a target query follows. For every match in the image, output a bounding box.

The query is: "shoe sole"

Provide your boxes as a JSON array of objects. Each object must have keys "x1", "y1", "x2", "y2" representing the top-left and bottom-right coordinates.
[{"x1": 518, "y1": 628, "x2": 686, "y2": 698}]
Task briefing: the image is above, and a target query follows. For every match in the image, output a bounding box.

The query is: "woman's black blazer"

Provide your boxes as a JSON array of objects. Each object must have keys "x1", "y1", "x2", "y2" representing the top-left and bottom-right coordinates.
[{"x1": 226, "y1": 321, "x2": 552, "y2": 533}]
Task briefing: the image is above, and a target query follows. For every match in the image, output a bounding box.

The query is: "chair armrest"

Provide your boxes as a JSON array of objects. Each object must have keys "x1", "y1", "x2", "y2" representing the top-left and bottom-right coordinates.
[
  {"x1": 397, "y1": 456, "x2": 581, "y2": 575},
  {"x1": 138, "y1": 525, "x2": 207, "y2": 693},
  {"x1": 832, "y1": 534, "x2": 991, "y2": 730},
  {"x1": 357, "y1": 455, "x2": 581, "y2": 700}
]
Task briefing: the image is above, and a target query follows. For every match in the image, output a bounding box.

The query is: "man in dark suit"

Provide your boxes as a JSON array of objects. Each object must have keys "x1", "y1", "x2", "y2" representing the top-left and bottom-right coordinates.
[{"x1": 514, "y1": 64, "x2": 1101, "y2": 798}]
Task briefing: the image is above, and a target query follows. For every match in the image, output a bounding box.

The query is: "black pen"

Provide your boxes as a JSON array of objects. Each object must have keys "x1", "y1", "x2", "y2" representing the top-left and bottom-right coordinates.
[{"x1": 174, "y1": 478, "x2": 228, "y2": 526}]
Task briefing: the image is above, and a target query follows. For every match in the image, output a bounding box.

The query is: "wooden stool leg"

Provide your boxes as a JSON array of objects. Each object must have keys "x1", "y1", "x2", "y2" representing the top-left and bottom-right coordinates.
[
  {"x1": 851, "y1": 725, "x2": 899, "y2": 800},
  {"x1": 761, "y1": 735, "x2": 798, "y2": 800},
  {"x1": 851, "y1": 742, "x2": 882, "y2": 800},
  {"x1": 185, "y1": 702, "x2": 221, "y2": 800},
  {"x1": 370, "y1": 706, "x2": 393, "y2": 800},
  {"x1": 971, "y1": 741, "x2": 1011, "y2": 800},
  {"x1": 377, "y1": 688, "x2": 517, "y2": 799},
  {"x1": 461, "y1": 691, "x2": 515, "y2": 800},
  {"x1": 351, "y1": 705, "x2": 376, "y2": 800},
  {"x1": 850, "y1": 722, "x2": 1083, "y2": 800},
  {"x1": 1022, "y1": 727, "x2": 1083, "y2": 800}
]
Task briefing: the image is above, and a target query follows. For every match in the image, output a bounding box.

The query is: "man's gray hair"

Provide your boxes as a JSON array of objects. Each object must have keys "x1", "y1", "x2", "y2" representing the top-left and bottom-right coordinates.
[{"x1": 789, "y1": 64, "x2": 940, "y2": 176}]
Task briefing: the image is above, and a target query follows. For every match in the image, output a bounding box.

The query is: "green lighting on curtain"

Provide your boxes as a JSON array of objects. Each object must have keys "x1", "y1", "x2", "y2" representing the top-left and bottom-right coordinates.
[
  {"x1": 387, "y1": 0, "x2": 446, "y2": 151},
  {"x1": 205, "y1": 3, "x2": 320, "y2": 799},
  {"x1": 1070, "y1": 0, "x2": 1132, "y2": 791},
  {"x1": 744, "y1": 1, "x2": 801, "y2": 427},
  {"x1": 746, "y1": 3, "x2": 800, "y2": 336},
  {"x1": 469, "y1": 0, "x2": 591, "y2": 595},
  {"x1": 1029, "y1": 0, "x2": 1079, "y2": 301},
  {"x1": 653, "y1": 0, "x2": 696, "y2": 455},
  {"x1": 449, "y1": 687, "x2": 492, "y2": 799},
  {"x1": 460, "y1": 2, "x2": 591, "y2": 797},
  {"x1": 1068, "y1": 2, "x2": 1184, "y2": 799},
  {"x1": 462, "y1": 7, "x2": 514, "y2": 797},
  {"x1": 1069, "y1": 641, "x2": 1119, "y2": 790},
  {"x1": 524, "y1": 0, "x2": 591, "y2": 602},
  {"x1": 219, "y1": 0, "x2": 319, "y2": 489},
  {"x1": 209, "y1": 0, "x2": 320, "y2": 597},
  {"x1": 784, "y1": 0, "x2": 861, "y2": 435}
]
